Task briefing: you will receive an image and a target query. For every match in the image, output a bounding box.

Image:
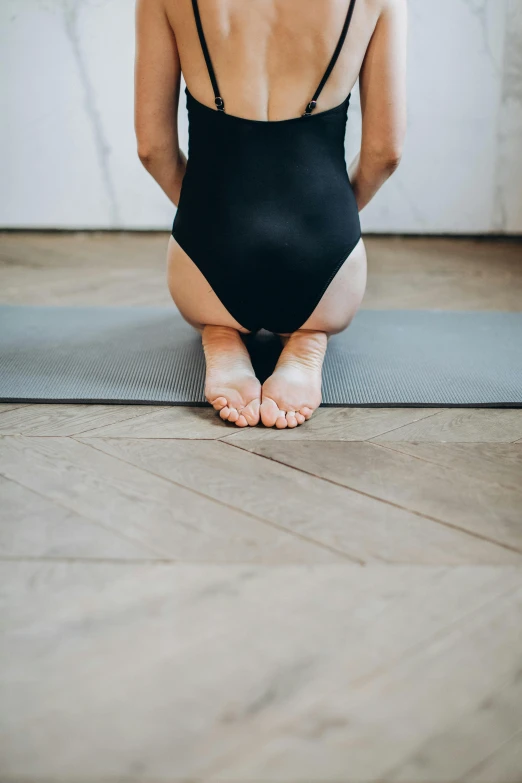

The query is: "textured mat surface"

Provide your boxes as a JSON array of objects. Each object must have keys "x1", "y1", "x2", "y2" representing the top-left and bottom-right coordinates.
[{"x1": 1, "y1": 305, "x2": 521, "y2": 407}]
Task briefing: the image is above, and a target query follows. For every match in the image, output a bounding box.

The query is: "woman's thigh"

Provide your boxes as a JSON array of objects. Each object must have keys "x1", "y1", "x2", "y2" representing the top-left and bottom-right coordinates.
[
  {"x1": 166, "y1": 236, "x2": 252, "y2": 333},
  {"x1": 298, "y1": 237, "x2": 367, "y2": 334}
]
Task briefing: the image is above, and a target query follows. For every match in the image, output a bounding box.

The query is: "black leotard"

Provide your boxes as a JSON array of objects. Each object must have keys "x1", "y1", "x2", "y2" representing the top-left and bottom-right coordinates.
[{"x1": 172, "y1": 0, "x2": 361, "y2": 334}]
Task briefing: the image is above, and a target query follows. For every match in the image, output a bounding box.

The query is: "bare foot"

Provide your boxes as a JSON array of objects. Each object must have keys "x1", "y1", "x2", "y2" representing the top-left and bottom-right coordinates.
[
  {"x1": 260, "y1": 330, "x2": 327, "y2": 428},
  {"x1": 202, "y1": 325, "x2": 261, "y2": 427}
]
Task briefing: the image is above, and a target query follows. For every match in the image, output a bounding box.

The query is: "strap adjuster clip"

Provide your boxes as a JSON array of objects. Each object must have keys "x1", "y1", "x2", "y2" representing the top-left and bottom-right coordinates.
[
  {"x1": 302, "y1": 100, "x2": 317, "y2": 116},
  {"x1": 215, "y1": 96, "x2": 225, "y2": 111}
]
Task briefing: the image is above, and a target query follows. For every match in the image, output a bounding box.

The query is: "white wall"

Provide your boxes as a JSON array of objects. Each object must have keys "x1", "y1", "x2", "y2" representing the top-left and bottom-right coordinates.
[{"x1": 1, "y1": 0, "x2": 521, "y2": 233}]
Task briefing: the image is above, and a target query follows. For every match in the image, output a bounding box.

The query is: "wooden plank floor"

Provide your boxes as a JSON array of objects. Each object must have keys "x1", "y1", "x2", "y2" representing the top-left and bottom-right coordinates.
[{"x1": 1, "y1": 232, "x2": 522, "y2": 782}]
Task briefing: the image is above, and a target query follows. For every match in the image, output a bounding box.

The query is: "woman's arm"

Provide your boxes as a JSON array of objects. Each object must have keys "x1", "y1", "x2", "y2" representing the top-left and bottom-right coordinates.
[
  {"x1": 135, "y1": 0, "x2": 186, "y2": 205},
  {"x1": 348, "y1": 0, "x2": 407, "y2": 211}
]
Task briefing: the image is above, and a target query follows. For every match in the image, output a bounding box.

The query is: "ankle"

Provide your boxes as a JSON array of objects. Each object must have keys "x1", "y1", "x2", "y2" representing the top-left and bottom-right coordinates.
[
  {"x1": 202, "y1": 325, "x2": 243, "y2": 348},
  {"x1": 202, "y1": 324, "x2": 255, "y2": 373},
  {"x1": 277, "y1": 330, "x2": 328, "y2": 370}
]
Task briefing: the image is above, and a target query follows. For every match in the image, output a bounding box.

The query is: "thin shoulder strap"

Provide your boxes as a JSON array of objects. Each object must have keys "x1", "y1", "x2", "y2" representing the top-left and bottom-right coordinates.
[
  {"x1": 303, "y1": 0, "x2": 357, "y2": 116},
  {"x1": 191, "y1": 0, "x2": 225, "y2": 111}
]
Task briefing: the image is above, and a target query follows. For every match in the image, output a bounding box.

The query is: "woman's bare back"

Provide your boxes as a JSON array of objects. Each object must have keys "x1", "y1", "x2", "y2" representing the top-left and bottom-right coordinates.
[{"x1": 164, "y1": 0, "x2": 382, "y2": 121}]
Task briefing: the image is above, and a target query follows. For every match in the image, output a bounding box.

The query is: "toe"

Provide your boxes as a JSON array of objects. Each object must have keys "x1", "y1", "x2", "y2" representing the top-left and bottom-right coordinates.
[
  {"x1": 301, "y1": 406, "x2": 314, "y2": 420},
  {"x1": 275, "y1": 411, "x2": 288, "y2": 429},
  {"x1": 219, "y1": 406, "x2": 230, "y2": 420},
  {"x1": 286, "y1": 411, "x2": 298, "y2": 428},
  {"x1": 235, "y1": 414, "x2": 248, "y2": 427},
  {"x1": 227, "y1": 408, "x2": 239, "y2": 423},
  {"x1": 295, "y1": 411, "x2": 305, "y2": 425},
  {"x1": 242, "y1": 398, "x2": 260, "y2": 426},
  {"x1": 260, "y1": 397, "x2": 280, "y2": 427},
  {"x1": 211, "y1": 396, "x2": 228, "y2": 411}
]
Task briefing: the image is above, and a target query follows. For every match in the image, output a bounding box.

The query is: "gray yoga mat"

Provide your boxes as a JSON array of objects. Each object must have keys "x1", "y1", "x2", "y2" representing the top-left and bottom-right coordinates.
[{"x1": 0, "y1": 305, "x2": 521, "y2": 407}]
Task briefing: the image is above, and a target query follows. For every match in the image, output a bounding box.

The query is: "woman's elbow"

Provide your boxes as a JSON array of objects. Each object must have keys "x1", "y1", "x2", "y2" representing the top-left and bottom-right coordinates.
[
  {"x1": 384, "y1": 149, "x2": 402, "y2": 173},
  {"x1": 137, "y1": 140, "x2": 159, "y2": 168},
  {"x1": 135, "y1": 126, "x2": 168, "y2": 167},
  {"x1": 364, "y1": 144, "x2": 403, "y2": 174}
]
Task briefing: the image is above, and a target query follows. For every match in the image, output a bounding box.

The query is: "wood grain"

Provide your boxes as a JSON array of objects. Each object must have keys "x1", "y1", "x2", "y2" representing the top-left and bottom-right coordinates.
[
  {"x1": 0, "y1": 403, "x2": 28, "y2": 414},
  {"x1": 0, "y1": 232, "x2": 170, "y2": 307},
  {"x1": 460, "y1": 730, "x2": 522, "y2": 783},
  {"x1": 212, "y1": 581, "x2": 522, "y2": 782},
  {"x1": 1, "y1": 562, "x2": 520, "y2": 781},
  {"x1": 224, "y1": 407, "x2": 443, "y2": 442},
  {"x1": 234, "y1": 440, "x2": 522, "y2": 555},
  {"x1": 375, "y1": 442, "x2": 522, "y2": 491},
  {"x1": 372, "y1": 408, "x2": 522, "y2": 443},
  {"x1": 0, "y1": 475, "x2": 154, "y2": 560},
  {"x1": 3, "y1": 233, "x2": 522, "y2": 309},
  {"x1": 82, "y1": 405, "x2": 227, "y2": 439},
  {"x1": 0, "y1": 436, "x2": 340, "y2": 563},
  {"x1": 0, "y1": 403, "x2": 160, "y2": 436},
  {"x1": 362, "y1": 236, "x2": 522, "y2": 311},
  {"x1": 77, "y1": 436, "x2": 521, "y2": 564}
]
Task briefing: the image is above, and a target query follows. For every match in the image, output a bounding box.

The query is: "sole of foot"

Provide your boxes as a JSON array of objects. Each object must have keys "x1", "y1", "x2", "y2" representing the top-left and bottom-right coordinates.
[
  {"x1": 202, "y1": 325, "x2": 261, "y2": 427},
  {"x1": 260, "y1": 330, "x2": 327, "y2": 428}
]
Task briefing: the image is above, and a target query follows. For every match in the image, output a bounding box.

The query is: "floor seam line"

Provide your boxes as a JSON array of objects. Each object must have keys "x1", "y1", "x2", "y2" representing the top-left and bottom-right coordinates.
[
  {"x1": 0, "y1": 468, "x2": 169, "y2": 560},
  {"x1": 365, "y1": 408, "x2": 444, "y2": 440},
  {"x1": 0, "y1": 404, "x2": 30, "y2": 416},
  {"x1": 223, "y1": 441, "x2": 522, "y2": 557},
  {"x1": 72, "y1": 437, "x2": 362, "y2": 564},
  {"x1": 58, "y1": 406, "x2": 175, "y2": 437},
  {"x1": 219, "y1": 409, "x2": 445, "y2": 443},
  {"x1": 455, "y1": 726, "x2": 522, "y2": 781},
  {"x1": 372, "y1": 440, "x2": 522, "y2": 494}
]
